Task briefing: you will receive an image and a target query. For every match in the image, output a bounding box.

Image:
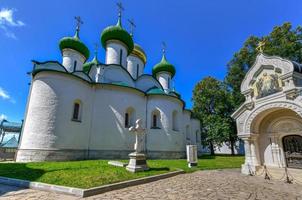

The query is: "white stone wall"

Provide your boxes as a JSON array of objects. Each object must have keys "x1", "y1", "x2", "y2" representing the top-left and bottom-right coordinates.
[
  {"x1": 127, "y1": 55, "x2": 144, "y2": 79},
  {"x1": 62, "y1": 48, "x2": 86, "y2": 72},
  {"x1": 16, "y1": 68, "x2": 201, "y2": 161},
  {"x1": 157, "y1": 72, "x2": 171, "y2": 92},
  {"x1": 146, "y1": 95, "x2": 186, "y2": 152},
  {"x1": 105, "y1": 41, "x2": 128, "y2": 68}
]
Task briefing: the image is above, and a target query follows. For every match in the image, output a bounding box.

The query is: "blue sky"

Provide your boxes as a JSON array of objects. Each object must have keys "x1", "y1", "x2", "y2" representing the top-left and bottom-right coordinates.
[{"x1": 0, "y1": 0, "x2": 301, "y2": 122}]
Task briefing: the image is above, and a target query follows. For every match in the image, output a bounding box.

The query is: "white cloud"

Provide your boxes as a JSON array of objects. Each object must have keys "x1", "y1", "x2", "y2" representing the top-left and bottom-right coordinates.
[
  {"x1": 0, "y1": 114, "x2": 7, "y2": 121},
  {"x1": 0, "y1": 87, "x2": 10, "y2": 100},
  {"x1": 0, "y1": 87, "x2": 16, "y2": 104},
  {"x1": 0, "y1": 8, "x2": 25, "y2": 39}
]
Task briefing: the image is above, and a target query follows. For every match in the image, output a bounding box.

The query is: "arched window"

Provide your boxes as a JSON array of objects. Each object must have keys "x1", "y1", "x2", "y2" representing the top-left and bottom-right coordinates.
[
  {"x1": 151, "y1": 109, "x2": 161, "y2": 129},
  {"x1": 72, "y1": 100, "x2": 82, "y2": 122},
  {"x1": 186, "y1": 125, "x2": 190, "y2": 144},
  {"x1": 172, "y1": 110, "x2": 179, "y2": 131},
  {"x1": 73, "y1": 60, "x2": 77, "y2": 71},
  {"x1": 125, "y1": 107, "x2": 135, "y2": 128},
  {"x1": 119, "y1": 49, "x2": 123, "y2": 65},
  {"x1": 195, "y1": 130, "x2": 200, "y2": 144},
  {"x1": 136, "y1": 64, "x2": 139, "y2": 78}
]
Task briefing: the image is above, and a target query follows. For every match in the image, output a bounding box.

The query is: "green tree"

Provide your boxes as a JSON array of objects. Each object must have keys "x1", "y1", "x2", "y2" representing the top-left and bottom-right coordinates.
[
  {"x1": 226, "y1": 22, "x2": 302, "y2": 109},
  {"x1": 192, "y1": 77, "x2": 233, "y2": 155}
]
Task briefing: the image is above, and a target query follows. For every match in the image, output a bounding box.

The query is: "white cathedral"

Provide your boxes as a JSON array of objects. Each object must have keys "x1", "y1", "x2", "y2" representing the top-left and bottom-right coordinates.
[{"x1": 15, "y1": 14, "x2": 201, "y2": 162}]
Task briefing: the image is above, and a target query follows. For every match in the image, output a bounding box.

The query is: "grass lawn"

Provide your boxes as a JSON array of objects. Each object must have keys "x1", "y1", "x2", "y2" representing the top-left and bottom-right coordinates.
[{"x1": 0, "y1": 155, "x2": 244, "y2": 189}]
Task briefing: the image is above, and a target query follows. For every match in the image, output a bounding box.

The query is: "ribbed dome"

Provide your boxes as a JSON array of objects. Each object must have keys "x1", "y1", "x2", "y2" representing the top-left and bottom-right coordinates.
[
  {"x1": 152, "y1": 54, "x2": 176, "y2": 77},
  {"x1": 132, "y1": 43, "x2": 147, "y2": 64},
  {"x1": 100, "y1": 19, "x2": 134, "y2": 53},
  {"x1": 83, "y1": 56, "x2": 100, "y2": 73},
  {"x1": 59, "y1": 31, "x2": 90, "y2": 60}
]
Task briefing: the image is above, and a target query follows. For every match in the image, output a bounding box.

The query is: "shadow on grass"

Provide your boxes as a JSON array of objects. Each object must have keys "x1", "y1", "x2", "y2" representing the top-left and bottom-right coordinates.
[
  {"x1": 148, "y1": 167, "x2": 170, "y2": 171},
  {"x1": 0, "y1": 163, "x2": 45, "y2": 196}
]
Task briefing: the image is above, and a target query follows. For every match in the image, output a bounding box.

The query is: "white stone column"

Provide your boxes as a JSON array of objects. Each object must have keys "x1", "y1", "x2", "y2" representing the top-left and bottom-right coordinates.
[
  {"x1": 250, "y1": 135, "x2": 260, "y2": 166},
  {"x1": 241, "y1": 134, "x2": 260, "y2": 175},
  {"x1": 269, "y1": 133, "x2": 283, "y2": 167}
]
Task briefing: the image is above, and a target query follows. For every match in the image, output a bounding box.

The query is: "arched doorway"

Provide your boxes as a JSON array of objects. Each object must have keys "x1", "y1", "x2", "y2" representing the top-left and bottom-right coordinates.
[
  {"x1": 247, "y1": 107, "x2": 302, "y2": 168},
  {"x1": 282, "y1": 135, "x2": 302, "y2": 169}
]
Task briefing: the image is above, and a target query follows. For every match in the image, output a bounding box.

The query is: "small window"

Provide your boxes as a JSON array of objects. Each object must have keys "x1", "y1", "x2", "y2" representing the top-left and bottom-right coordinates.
[
  {"x1": 172, "y1": 110, "x2": 179, "y2": 131},
  {"x1": 72, "y1": 101, "x2": 81, "y2": 122},
  {"x1": 152, "y1": 114, "x2": 157, "y2": 128},
  {"x1": 73, "y1": 60, "x2": 77, "y2": 71},
  {"x1": 136, "y1": 64, "x2": 139, "y2": 78},
  {"x1": 125, "y1": 107, "x2": 135, "y2": 128},
  {"x1": 119, "y1": 49, "x2": 123, "y2": 65},
  {"x1": 168, "y1": 77, "x2": 170, "y2": 89},
  {"x1": 151, "y1": 109, "x2": 161, "y2": 129},
  {"x1": 125, "y1": 113, "x2": 129, "y2": 128}
]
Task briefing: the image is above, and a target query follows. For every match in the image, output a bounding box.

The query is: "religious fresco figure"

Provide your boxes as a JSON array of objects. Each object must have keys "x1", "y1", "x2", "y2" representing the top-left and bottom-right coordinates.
[{"x1": 255, "y1": 72, "x2": 281, "y2": 98}]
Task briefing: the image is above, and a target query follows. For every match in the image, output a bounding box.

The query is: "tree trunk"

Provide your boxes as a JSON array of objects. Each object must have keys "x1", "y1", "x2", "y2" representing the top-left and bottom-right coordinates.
[
  {"x1": 209, "y1": 142, "x2": 215, "y2": 155},
  {"x1": 230, "y1": 140, "x2": 235, "y2": 155}
]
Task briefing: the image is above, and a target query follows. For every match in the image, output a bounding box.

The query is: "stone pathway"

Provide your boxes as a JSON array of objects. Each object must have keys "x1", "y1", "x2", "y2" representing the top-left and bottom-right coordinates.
[{"x1": 0, "y1": 169, "x2": 301, "y2": 200}]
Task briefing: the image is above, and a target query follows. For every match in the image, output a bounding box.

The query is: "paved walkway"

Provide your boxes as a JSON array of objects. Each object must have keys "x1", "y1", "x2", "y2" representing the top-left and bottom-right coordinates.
[{"x1": 0, "y1": 169, "x2": 301, "y2": 200}]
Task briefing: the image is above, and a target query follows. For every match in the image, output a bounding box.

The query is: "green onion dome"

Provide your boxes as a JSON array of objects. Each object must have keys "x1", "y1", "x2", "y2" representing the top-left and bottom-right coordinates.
[
  {"x1": 152, "y1": 54, "x2": 176, "y2": 77},
  {"x1": 132, "y1": 43, "x2": 147, "y2": 64},
  {"x1": 100, "y1": 18, "x2": 134, "y2": 53},
  {"x1": 83, "y1": 56, "x2": 100, "y2": 73},
  {"x1": 59, "y1": 31, "x2": 90, "y2": 60}
]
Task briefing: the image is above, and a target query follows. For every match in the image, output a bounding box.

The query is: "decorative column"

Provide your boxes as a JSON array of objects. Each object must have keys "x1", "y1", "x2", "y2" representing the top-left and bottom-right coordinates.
[
  {"x1": 250, "y1": 134, "x2": 260, "y2": 166},
  {"x1": 269, "y1": 133, "x2": 283, "y2": 167},
  {"x1": 241, "y1": 134, "x2": 260, "y2": 175}
]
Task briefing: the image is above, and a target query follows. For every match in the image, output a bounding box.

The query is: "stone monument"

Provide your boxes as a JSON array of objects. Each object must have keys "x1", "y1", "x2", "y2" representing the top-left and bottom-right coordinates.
[
  {"x1": 126, "y1": 119, "x2": 149, "y2": 172},
  {"x1": 186, "y1": 145, "x2": 198, "y2": 168}
]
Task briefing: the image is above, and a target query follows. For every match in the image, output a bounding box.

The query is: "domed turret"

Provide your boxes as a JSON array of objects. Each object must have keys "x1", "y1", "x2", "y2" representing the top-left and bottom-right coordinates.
[
  {"x1": 101, "y1": 15, "x2": 133, "y2": 68},
  {"x1": 152, "y1": 54, "x2": 175, "y2": 78},
  {"x1": 59, "y1": 17, "x2": 90, "y2": 72},
  {"x1": 127, "y1": 43, "x2": 147, "y2": 79},
  {"x1": 83, "y1": 55, "x2": 100, "y2": 73},
  {"x1": 152, "y1": 51, "x2": 176, "y2": 92}
]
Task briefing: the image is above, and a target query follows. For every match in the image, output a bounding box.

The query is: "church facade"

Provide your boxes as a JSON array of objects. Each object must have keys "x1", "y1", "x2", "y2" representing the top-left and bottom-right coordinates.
[
  {"x1": 232, "y1": 53, "x2": 302, "y2": 174},
  {"x1": 15, "y1": 16, "x2": 201, "y2": 162}
]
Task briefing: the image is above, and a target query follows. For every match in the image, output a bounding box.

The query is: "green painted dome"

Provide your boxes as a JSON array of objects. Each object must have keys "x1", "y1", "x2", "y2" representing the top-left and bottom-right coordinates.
[
  {"x1": 59, "y1": 32, "x2": 90, "y2": 60},
  {"x1": 83, "y1": 56, "x2": 100, "y2": 73},
  {"x1": 152, "y1": 54, "x2": 176, "y2": 77},
  {"x1": 100, "y1": 19, "x2": 134, "y2": 53}
]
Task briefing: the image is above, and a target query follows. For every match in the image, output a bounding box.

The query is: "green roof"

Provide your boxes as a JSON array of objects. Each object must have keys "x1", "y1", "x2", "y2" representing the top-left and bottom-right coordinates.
[
  {"x1": 111, "y1": 82, "x2": 129, "y2": 86},
  {"x1": 83, "y1": 56, "x2": 100, "y2": 73},
  {"x1": 152, "y1": 54, "x2": 176, "y2": 77},
  {"x1": 59, "y1": 32, "x2": 90, "y2": 60},
  {"x1": 146, "y1": 88, "x2": 165, "y2": 95},
  {"x1": 100, "y1": 18, "x2": 134, "y2": 53}
]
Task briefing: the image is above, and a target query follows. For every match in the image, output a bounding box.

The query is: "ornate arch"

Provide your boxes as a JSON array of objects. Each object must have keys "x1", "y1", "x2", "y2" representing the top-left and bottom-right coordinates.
[{"x1": 243, "y1": 101, "x2": 302, "y2": 133}]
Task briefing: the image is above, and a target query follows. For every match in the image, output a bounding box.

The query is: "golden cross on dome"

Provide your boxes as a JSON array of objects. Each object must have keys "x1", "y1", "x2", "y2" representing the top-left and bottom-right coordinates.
[
  {"x1": 162, "y1": 41, "x2": 166, "y2": 55},
  {"x1": 74, "y1": 16, "x2": 83, "y2": 32},
  {"x1": 116, "y1": 2, "x2": 124, "y2": 18},
  {"x1": 256, "y1": 41, "x2": 265, "y2": 53},
  {"x1": 128, "y1": 18, "x2": 136, "y2": 36}
]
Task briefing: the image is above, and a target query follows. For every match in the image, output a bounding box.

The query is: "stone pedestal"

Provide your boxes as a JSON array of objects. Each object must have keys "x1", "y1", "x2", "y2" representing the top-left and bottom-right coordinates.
[{"x1": 126, "y1": 152, "x2": 149, "y2": 172}]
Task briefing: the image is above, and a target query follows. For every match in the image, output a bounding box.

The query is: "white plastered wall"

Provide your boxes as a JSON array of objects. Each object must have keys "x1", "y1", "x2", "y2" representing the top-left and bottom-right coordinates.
[
  {"x1": 62, "y1": 48, "x2": 86, "y2": 72},
  {"x1": 127, "y1": 55, "x2": 144, "y2": 79},
  {"x1": 105, "y1": 41, "x2": 128, "y2": 68}
]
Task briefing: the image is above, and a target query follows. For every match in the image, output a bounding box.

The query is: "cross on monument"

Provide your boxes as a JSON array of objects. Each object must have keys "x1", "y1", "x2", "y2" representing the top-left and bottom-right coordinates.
[
  {"x1": 116, "y1": 2, "x2": 124, "y2": 18},
  {"x1": 162, "y1": 42, "x2": 166, "y2": 55},
  {"x1": 74, "y1": 16, "x2": 83, "y2": 32},
  {"x1": 256, "y1": 41, "x2": 265, "y2": 53},
  {"x1": 128, "y1": 18, "x2": 136, "y2": 36}
]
